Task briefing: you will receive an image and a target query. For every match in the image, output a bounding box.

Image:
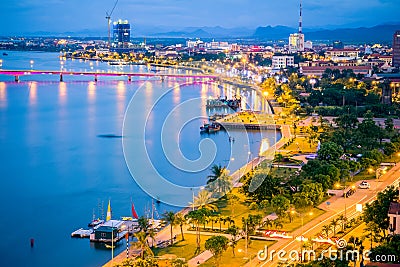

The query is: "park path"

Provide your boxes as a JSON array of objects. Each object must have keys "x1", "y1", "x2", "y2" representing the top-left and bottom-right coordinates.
[{"x1": 104, "y1": 124, "x2": 293, "y2": 267}]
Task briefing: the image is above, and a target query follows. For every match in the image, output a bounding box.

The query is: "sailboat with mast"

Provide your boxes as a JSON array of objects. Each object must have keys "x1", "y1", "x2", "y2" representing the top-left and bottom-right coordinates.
[{"x1": 88, "y1": 199, "x2": 104, "y2": 227}]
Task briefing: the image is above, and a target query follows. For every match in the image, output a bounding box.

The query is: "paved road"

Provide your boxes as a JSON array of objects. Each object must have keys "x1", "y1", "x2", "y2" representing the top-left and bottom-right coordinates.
[{"x1": 244, "y1": 162, "x2": 400, "y2": 267}]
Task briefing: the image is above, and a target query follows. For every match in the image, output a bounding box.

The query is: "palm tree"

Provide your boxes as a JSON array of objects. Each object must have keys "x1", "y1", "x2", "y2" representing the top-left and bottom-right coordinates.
[
  {"x1": 131, "y1": 231, "x2": 153, "y2": 260},
  {"x1": 206, "y1": 166, "x2": 232, "y2": 198},
  {"x1": 226, "y1": 225, "x2": 240, "y2": 257},
  {"x1": 162, "y1": 211, "x2": 176, "y2": 246},
  {"x1": 338, "y1": 214, "x2": 347, "y2": 232},
  {"x1": 227, "y1": 193, "x2": 240, "y2": 216},
  {"x1": 190, "y1": 190, "x2": 218, "y2": 211},
  {"x1": 147, "y1": 227, "x2": 157, "y2": 248},
  {"x1": 330, "y1": 218, "x2": 340, "y2": 237},
  {"x1": 137, "y1": 216, "x2": 150, "y2": 233},
  {"x1": 322, "y1": 225, "x2": 331, "y2": 238},
  {"x1": 186, "y1": 208, "x2": 209, "y2": 254},
  {"x1": 209, "y1": 213, "x2": 217, "y2": 231},
  {"x1": 174, "y1": 213, "x2": 186, "y2": 241},
  {"x1": 273, "y1": 220, "x2": 283, "y2": 230},
  {"x1": 207, "y1": 164, "x2": 226, "y2": 184},
  {"x1": 262, "y1": 218, "x2": 273, "y2": 229},
  {"x1": 225, "y1": 216, "x2": 234, "y2": 228}
]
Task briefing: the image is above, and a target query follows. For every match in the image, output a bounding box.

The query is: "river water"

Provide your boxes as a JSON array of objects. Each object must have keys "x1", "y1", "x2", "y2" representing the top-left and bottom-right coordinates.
[{"x1": 0, "y1": 51, "x2": 280, "y2": 267}]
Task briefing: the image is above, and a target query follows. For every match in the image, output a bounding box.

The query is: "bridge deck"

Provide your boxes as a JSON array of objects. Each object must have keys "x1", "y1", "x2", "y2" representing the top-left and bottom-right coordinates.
[{"x1": 0, "y1": 69, "x2": 218, "y2": 79}]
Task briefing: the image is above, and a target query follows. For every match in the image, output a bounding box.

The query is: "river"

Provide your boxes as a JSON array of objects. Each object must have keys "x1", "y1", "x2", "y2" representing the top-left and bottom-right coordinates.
[{"x1": 0, "y1": 51, "x2": 280, "y2": 267}]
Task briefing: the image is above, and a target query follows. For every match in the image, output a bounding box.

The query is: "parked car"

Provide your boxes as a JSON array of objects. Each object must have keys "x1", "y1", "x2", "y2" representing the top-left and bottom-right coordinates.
[{"x1": 359, "y1": 181, "x2": 370, "y2": 189}]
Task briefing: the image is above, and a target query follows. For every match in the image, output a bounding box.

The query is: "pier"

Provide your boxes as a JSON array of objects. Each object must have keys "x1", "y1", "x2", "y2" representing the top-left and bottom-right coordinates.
[{"x1": 216, "y1": 111, "x2": 278, "y2": 130}]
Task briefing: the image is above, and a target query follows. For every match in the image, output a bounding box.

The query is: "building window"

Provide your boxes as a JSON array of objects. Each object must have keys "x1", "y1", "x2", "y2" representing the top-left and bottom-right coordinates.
[{"x1": 101, "y1": 233, "x2": 106, "y2": 238}]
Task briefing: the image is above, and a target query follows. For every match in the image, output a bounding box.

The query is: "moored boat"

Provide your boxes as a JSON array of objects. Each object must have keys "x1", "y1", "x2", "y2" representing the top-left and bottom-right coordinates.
[
  {"x1": 88, "y1": 218, "x2": 104, "y2": 227},
  {"x1": 200, "y1": 123, "x2": 209, "y2": 133},
  {"x1": 208, "y1": 123, "x2": 221, "y2": 133}
]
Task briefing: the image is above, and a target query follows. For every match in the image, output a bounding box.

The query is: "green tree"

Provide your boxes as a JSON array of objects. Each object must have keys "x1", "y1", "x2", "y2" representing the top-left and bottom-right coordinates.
[
  {"x1": 174, "y1": 213, "x2": 186, "y2": 241},
  {"x1": 363, "y1": 186, "x2": 398, "y2": 237},
  {"x1": 242, "y1": 215, "x2": 258, "y2": 248},
  {"x1": 138, "y1": 216, "x2": 150, "y2": 233},
  {"x1": 271, "y1": 195, "x2": 291, "y2": 218},
  {"x1": 186, "y1": 208, "x2": 210, "y2": 253},
  {"x1": 226, "y1": 225, "x2": 240, "y2": 257},
  {"x1": 301, "y1": 182, "x2": 324, "y2": 206},
  {"x1": 131, "y1": 231, "x2": 154, "y2": 260},
  {"x1": 190, "y1": 190, "x2": 218, "y2": 211},
  {"x1": 162, "y1": 211, "x2": 176, "y2": 246},
  {"x1": 243, "y1": 171, "x2": 281, "y2": 201},
  {"x1": 205, "y1": 235, "x2": 229, "y2": 267},
  {"x1": 330, "y1": 218, "x2": 340, "y2": 237},
  {"x1": 322, "y1": 225, "x2": 331, "y2": 238},
  {"x1": 207, "y1": 164, "x2": 227, "y2": 184},
  {"x1": 317, "y1": 142, "x2": 344, "y2": 162}
]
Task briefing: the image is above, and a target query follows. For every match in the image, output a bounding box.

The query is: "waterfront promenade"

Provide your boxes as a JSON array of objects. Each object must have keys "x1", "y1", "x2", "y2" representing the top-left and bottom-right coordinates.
[{"x1": 103, "y1": 122, "x2": 293, "y2": 266}]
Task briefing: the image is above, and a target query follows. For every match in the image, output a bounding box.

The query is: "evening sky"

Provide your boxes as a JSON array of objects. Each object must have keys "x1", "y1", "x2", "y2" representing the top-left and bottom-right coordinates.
[{"x1": 0, "y1": 0, "x2": 398, "y2": 34}]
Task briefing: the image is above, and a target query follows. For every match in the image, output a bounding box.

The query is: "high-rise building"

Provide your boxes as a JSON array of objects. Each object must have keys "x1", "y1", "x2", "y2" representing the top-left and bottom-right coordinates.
[
  {"x1": 393, "y1": 30, "x2": 400, "y2": 68},
  {"x1": 288, "y1": 0, "x2": 304, "y2": 52},
  {"x1": 113, "y1": 20, "x2": 130, "y2": 48},
  {"x1": 333, "y1": 41, "x2": 344, "y2": 49}
]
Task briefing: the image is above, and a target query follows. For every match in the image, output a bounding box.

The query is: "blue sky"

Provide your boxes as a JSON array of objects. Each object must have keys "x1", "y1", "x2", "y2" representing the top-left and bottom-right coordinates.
[{"x1": 0, "y1": 0, "x2": 398, "y2": 34}]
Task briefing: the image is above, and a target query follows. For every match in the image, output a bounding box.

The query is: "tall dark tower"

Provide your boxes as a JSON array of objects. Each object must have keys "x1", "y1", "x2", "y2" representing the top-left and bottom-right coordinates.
[
  {"x1": 299, "y1": 0, "x2": 303, "y2": 34},
  {"x1": 393, "y1": 31, "x2": 400, "y2": 68}
]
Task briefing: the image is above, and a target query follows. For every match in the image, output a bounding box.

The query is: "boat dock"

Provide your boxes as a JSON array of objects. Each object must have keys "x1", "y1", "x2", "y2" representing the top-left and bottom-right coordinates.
[
  {"x1": 216, "y1": 111, "x2": 279, "y2": 130},
  {"x1": 71, "y1": 228, "x2": 93, "y2": 238}
]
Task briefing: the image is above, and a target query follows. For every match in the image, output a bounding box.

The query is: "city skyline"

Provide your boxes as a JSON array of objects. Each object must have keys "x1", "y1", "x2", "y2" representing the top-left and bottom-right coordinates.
[{"x1": 0, "y1": 0, "x2": 399, "y2": 35}]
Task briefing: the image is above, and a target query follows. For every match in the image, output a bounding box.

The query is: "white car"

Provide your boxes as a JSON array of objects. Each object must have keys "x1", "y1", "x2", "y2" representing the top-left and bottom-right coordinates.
[{"x1": 359, "y1": 181, "x2": 370, "y2": 189}]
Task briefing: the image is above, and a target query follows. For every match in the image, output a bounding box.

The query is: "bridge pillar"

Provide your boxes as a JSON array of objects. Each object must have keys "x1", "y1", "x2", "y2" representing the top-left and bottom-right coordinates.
[
  {"x1": 94, "y1": 75, "x2": 98, "y2": 82},
  {"x1": 128, "y1": 76, "x2": 131, "y2": 82},
  {"x1": 14, "y1": 75, "x2": 19, "y2": 82},
  {"x1": 60, "y1": 73, "x2": 63, "y2": 82}
]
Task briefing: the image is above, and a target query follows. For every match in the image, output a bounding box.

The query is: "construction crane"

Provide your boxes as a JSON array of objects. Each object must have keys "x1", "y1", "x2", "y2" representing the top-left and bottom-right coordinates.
[{"x1": 105, "y1": 0, "x2": 119, "y2": 49}]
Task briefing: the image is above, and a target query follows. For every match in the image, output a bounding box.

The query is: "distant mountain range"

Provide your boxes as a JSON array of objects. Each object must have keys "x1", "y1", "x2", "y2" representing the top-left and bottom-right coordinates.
[{"x1": 17, "y1": 23, "x2": 400, "y2": 43}]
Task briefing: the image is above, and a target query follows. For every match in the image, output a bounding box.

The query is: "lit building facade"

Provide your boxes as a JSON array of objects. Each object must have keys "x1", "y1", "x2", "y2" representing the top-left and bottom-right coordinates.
[
  {"x1": 393, "y1": 30, "x2": 400, "y2": 68},
  {"x1": 289, "y1": 33, "x2": 305, "y2": 53},
  {"x1": 272, "y1": 55, "x2": 295, "y2": 69},
  {"x1": 113, "y1": 20, "x2": 130, "y2": 48},
  {"x1": 288, "y1": 0, "x2": 305, "y2": 53}
]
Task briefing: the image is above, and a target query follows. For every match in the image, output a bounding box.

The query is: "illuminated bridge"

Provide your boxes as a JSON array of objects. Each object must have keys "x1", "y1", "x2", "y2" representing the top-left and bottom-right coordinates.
[{"x1": 0, "y1": 69, "x2": 219, "y2": 82}]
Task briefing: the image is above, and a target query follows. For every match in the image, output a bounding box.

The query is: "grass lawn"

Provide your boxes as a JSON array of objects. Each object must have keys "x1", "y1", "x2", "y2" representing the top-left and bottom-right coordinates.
[
  {"x1": 351, "y1": 169, "x2": 375, "y2": 183},
  {"x1": 259, "y1": 207, "x2": 326, "y2": 232},
  {"x1": 153, "y1": 234, "x2": 204, "y2": 262},
  {"x1": 283, "y1": 136, "x2": 318, "y2": 154},
  {"x1": 269, "y1": 167, "x2": 297, "y2": 180},
  {"x1": 201, "y1": 239, "x2": 276, "y2": 267}
]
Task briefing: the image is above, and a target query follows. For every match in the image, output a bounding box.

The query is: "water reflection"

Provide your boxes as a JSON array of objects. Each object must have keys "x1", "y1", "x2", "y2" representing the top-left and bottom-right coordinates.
[
  {"x1": 59, "y1": 82, "x2": 67, "y2": 105},
  {"x1": 116, "y1": 81, "x2": 126, "y2": 115},
  {"x1": 29, "y1": 82, "x2": 37, "y2": 106},
  {"x1": 0, "y1": 82, "x2": 6, "y2": 108},
  {"x1": 87, "y1": 81, "x2": 96, "y2": 103},
  {"x1": 172, "y1": 83, "x2": 180, "y2": 105}
]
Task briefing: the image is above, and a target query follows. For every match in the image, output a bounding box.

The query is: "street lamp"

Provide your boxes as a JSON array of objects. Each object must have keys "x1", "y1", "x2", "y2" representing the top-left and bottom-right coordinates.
[
  {"x1": 291, "y1": 210, "x2": 313, "y2": 262},
  {"x1": 335, "y1": 183, "x2": 348, "y2": 227}
]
